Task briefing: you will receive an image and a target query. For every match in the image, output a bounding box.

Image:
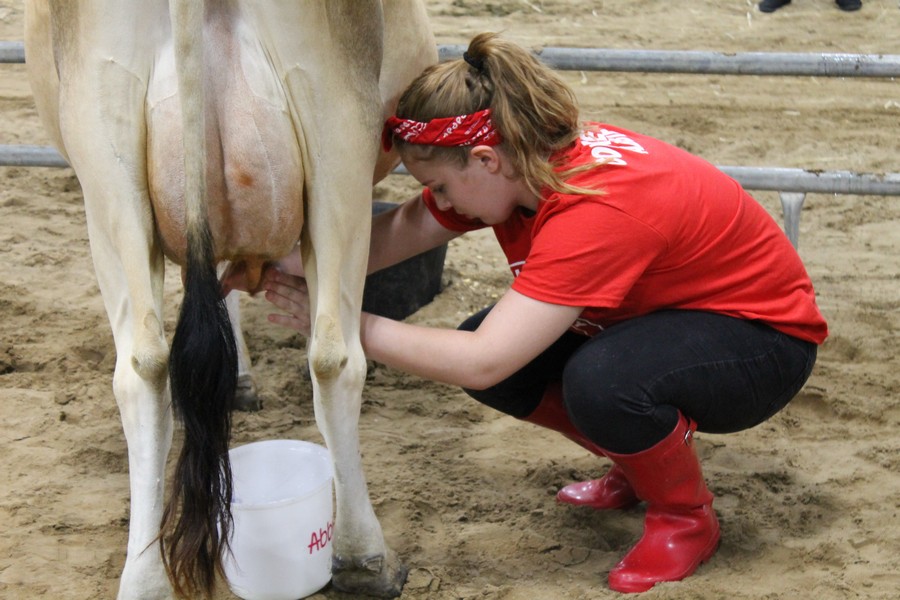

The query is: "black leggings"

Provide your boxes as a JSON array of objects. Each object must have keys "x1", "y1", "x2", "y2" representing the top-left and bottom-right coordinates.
[{"x1": 458, "y1": 308, "x2": 817, "y2": 454}]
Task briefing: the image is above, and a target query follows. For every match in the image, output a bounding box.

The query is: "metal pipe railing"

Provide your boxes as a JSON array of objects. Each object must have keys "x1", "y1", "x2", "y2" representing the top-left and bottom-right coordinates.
[
  {"x1": 716, "y1": 166, "x2": 900, "y2": 196},
  {"x1": 6, "y1": 40, "x2": 900, "y2": 77},
  {"x1": 390, "y1": 163, "x2": 900, "y2": 198},
  {"x1": 5, "y1": 145, "x2": 899, "y2": 197},
  {"x1": 0, "y1": 41, "x2": 25, "y2": 63},
  {"x1": 0, "y1": 144, "x2": 68, "y2": 168},
  {"x1": 438, "y1": 45, "x2": 900, "y2": 78}
]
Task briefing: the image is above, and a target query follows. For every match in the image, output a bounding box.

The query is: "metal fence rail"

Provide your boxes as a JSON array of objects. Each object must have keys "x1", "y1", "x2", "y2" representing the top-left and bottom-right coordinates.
[
  {"x1": 11, "y1": 146, "x2": 899, "y2": 198},
  {"x1": 391, "y1": 164, "x2": 900, "y2": 247},
  {"x1": 0, "y1": 41, "x2": 24, "y2": 63},
  {"x1": 439, "y1": 45, "x2": 900, "y2": 78},
  {"x1": 0, "y1": 144, "x2": 68, "y2": 168},
  {"x1": 6, "y1": 41, "x2": 900, "y2": 77},
  {"x1": 716, "y1": 167, "x2": 900, "y2": 196}
]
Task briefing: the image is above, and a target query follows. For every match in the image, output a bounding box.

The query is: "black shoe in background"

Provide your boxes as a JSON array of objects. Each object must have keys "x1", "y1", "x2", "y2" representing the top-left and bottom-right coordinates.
[
  {"x1": 836, "y1": 0, "x2": 862, "y2": 11},
  {"x1": 759, "y1": 0, "x2": 792, "y2": 13}
]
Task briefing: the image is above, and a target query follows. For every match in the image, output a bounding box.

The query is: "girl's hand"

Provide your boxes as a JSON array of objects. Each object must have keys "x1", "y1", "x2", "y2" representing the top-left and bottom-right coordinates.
[{"x1": 262, "y1": 268, "x2": 311, "y2": 336}]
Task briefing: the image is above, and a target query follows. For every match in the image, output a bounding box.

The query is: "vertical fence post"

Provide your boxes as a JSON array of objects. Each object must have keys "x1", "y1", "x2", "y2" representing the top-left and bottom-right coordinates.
[{"x1": 779, "y1": 192, "x2": 807, "y2": 248}]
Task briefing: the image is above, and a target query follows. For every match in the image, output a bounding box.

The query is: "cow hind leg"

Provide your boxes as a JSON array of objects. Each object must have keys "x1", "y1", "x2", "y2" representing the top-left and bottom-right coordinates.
[
  {"x1": 307, "y1": 313, "x2": 408, "y2": 598},
  {"x1": 303, "y1": 184, "x2": 406, "y2": 598},
  {"x1": 114, "y1": 317, "x2": 174, "y2": 600},
  {"x1": 78, "y1": 183, "x2": 174, "y2": 600}
]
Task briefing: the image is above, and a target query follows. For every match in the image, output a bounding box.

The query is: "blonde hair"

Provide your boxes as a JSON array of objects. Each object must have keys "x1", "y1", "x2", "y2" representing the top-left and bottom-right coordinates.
[{"x1": 392, "y1": 32, "x2": 601, "y2": 198}]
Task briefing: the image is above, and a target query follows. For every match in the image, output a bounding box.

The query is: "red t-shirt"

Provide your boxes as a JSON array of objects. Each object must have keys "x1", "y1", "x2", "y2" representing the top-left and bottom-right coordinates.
[{"x1": 422, "y1": 123, "x2": 828, "y2": 344}]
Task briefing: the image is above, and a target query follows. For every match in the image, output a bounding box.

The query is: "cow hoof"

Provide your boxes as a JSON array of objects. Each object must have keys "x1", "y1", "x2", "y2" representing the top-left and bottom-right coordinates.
[
  {"x1": 331, "y1": 550, "x2": 408, "y2": 598},
  {"x1": 231, "y1": 374, "x2": 261, "y2": 412}
]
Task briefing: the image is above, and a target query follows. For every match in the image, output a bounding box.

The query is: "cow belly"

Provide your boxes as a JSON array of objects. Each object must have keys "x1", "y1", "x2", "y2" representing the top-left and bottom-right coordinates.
[{"x1": 146, "y1": 15, "x2": 305, "y2": 267}]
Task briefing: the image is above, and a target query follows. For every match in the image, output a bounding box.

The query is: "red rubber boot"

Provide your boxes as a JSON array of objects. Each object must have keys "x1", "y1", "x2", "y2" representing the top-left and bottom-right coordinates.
[
  {"x1": 521, "y1": 382, "x2": 638, "y2": 510},
  {"x1": 605, "y1": 413, "x2": 720, "y2": 593}
]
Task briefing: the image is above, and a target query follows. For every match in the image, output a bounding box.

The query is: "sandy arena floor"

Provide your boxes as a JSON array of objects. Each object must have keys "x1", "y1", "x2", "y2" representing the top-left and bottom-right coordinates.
[{"x1": 1, "y1": 1, "x2": 898, "y2": 598}]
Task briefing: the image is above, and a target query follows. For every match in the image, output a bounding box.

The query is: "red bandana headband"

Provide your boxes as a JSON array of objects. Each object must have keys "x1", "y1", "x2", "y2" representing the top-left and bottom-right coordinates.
[{"x1": 381, "y1": 108, "x2": 502, "y2": 151}]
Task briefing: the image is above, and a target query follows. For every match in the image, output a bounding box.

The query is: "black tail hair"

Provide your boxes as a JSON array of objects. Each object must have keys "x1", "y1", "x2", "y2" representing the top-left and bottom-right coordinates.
[{"x1": 160, "y1": 221, "x2": 238, "y2": 599}]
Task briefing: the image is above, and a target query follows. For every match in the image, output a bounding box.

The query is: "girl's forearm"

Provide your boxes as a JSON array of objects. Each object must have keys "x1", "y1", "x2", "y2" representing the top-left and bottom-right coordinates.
[
  {"x1": 360, "y1": 312, "x2": 501, "y2": 390},
  {"x1": 359, "y1": 291, "x2": 581, "y2": 391}
]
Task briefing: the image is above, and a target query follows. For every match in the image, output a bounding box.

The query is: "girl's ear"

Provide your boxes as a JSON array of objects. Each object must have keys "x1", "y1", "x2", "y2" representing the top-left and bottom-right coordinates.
[{"x1": 470, "y1": 145, "x2": 502, "y2": 173}]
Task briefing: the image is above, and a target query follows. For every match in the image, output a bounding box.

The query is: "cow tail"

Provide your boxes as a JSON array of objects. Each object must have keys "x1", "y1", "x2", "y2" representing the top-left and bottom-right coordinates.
[
  {"x1": 159, "y1": 1, "x2": 238, "y2": 598},
  {"x1": 162, "y1": 228, "x2": 237, "y2": 599}
]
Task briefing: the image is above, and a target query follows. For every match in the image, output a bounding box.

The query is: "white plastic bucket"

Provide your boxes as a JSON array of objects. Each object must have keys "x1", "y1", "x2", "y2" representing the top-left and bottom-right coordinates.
[{"x1": 223, "y1": 440, "x2": 334, "y2": 600}]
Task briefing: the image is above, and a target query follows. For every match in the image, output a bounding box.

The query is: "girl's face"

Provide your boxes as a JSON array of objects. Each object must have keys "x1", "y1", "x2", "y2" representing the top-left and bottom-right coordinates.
[{"x1": 404, "y1": 146, "x2": 536, "y2": 225}]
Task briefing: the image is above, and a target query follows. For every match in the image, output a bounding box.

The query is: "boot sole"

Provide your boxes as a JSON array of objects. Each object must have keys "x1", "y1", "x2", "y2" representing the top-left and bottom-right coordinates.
[
  {"x1": 608, "y1": 528, "x2": 721, "y2": 593},
  {"x1": 556, "y1": 495, "x2": 641, "y2": 510}
]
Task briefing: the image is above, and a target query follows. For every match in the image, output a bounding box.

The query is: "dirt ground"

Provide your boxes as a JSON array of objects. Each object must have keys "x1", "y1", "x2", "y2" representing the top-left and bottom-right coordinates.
[{"x1": 1, "y1": 1, "x2": 899, "y2": 598}]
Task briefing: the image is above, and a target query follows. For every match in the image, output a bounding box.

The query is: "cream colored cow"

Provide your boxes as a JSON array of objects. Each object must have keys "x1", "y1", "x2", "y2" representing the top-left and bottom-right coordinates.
[{"x1": 25, "y1": 1, "x2": 435, "y2": 598}]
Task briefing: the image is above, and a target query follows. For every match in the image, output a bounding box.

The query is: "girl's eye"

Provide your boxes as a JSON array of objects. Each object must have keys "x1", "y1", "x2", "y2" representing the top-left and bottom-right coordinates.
[{"x1": 432, "y1": 185, "x2": 445, "y2": 195}]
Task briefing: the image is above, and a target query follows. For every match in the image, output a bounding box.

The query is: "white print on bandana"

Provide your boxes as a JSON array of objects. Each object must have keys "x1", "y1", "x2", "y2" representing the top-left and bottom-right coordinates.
[
  {"x1": 579, "y1": 129, "x2": 648, "y2": 166},
  {"x1": 438, "y1": 115, "x2": 466, "y2": 141}
]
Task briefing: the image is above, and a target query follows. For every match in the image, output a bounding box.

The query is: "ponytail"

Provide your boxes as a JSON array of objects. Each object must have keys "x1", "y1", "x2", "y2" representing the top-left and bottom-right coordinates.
[{"x1": 394, "y1": 32, "x2": 601, "y2": 198}]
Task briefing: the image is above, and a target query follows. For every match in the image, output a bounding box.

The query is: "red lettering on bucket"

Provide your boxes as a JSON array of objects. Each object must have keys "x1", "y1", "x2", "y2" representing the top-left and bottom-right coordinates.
[{"x1": 307, "y1": 520, "x2": 334, "y2": 554}]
